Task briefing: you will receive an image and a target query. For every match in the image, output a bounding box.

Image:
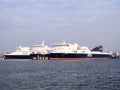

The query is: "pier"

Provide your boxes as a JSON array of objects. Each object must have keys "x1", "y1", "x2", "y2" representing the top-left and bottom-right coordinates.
[
  {"x1": 30, "y1": 53, "x2": 50, "y2": 60},
  {"x1": 0, "y1": 54, "x2": 4, "y2": 60}
]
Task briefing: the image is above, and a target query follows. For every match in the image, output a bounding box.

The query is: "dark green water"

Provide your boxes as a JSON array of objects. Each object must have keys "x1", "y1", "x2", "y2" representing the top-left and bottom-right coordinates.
[{"x1": 0, "y1": 59, "x2": 120, "y2": 90}]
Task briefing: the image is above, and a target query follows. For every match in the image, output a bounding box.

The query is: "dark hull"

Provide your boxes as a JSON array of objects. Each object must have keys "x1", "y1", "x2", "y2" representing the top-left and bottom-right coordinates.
[
  {"x1": 4, "y1": 55, "x2": 31, "y2": 59},
  {"x1": 49, "y1": 53, "x2": 112, "y2": 60}
]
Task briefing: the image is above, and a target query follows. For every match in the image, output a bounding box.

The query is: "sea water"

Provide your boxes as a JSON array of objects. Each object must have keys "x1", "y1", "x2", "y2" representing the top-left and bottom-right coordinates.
[{"x1": 0, "y1": 59, "x2": 120, "y2": 90}]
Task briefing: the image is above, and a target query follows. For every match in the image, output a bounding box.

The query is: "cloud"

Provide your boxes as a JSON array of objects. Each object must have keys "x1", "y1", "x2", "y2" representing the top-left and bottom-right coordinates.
[{"x1": 0, "y1": 0, "x2": 120, "y2": 52}]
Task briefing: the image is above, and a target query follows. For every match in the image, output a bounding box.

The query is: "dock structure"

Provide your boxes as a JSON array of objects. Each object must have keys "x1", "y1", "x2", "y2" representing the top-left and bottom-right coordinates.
[
  {"x1": 30, "y1": 53, "x2": 50, "y2": 60},
  {"x1": 0, "y1": 54, "x2": 4, "y2": 60},
  {"x1": 0, "y1": 58, "x2": 4, "y2": 60}
]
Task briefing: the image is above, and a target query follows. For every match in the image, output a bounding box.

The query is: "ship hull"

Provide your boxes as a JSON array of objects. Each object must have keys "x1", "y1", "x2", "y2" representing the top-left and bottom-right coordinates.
[
  {"x1": 4, "y1": 55, "x2": 31, "y2": 59},
  {"x1": 49, "y1": 53, "x2": 112, "y2": 60},
  {"x1": 50, "y1": 58, "x2": 110, "y2": 60}
]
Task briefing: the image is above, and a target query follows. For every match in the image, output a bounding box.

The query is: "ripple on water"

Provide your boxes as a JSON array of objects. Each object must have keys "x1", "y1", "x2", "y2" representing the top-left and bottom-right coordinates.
[{"x1": 0, "y1": 59, "x2": 120, "y2": 90}]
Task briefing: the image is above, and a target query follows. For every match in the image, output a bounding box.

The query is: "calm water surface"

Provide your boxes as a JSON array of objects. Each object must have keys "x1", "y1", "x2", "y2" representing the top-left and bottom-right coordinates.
[{"x1": 0, "y1": 59, "x2": 120, "y2": 90}]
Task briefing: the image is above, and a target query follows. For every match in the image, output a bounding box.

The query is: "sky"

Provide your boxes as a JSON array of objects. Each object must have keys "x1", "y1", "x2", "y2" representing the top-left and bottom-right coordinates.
[{"x1": 0, "y1": 0, "x2": 120, "y2": 53}]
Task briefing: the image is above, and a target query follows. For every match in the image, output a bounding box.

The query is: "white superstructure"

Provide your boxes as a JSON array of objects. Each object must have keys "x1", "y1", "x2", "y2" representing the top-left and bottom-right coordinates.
[
  {"x1": 30, "y1": 41, "x2": 49, "y2": 54},
  {"x1": 50, "y1": 41, "x2": 112, "y2": 55},
  {"x1": 51, "y1": 41, "x2": 79, "y2": 53},
  {"x1": 5, "y1": 46, "x2": 30, "y2": 55},
  {"x1": 51, "y1": 41, "x2": 91, "y2": 53}
]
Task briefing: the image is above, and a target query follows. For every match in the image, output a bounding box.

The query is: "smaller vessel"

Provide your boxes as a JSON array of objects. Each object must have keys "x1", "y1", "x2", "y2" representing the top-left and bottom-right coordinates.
[
  {"x1": 30, "y1": 41, "x2": 50, "y2": 60},
  {"x1": 30, "y1": 41, "x2": 48, "y2": 54},
  {"x1": 4, "y1": 46, "x2": 31, "y2": 59}
]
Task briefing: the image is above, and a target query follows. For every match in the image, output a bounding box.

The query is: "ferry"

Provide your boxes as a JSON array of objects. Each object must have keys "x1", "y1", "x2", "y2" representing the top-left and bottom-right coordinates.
[
  {"x1": 30, "y1": 41, "x2": 50, "y2": 60},
  {"x1": 49, "y1": 41, "x2": 113, "y2": 60},
  {"x1": 4, "y1": 46, "x2": 31, "y2": 59}
]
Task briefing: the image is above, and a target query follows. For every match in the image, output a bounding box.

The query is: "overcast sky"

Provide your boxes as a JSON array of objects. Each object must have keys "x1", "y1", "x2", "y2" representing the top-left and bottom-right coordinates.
[{"x1": 0, "y1": 0, "x2": 120, "y2": 53}]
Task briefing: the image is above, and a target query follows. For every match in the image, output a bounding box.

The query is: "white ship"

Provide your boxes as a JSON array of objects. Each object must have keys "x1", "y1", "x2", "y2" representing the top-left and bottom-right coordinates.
[
  {"x1": 30, "y1": 41, "x2": 50, "y2": 60},
  {"x1": 49, "y1": 41, "x2": 113, "y2": 60},
  {"x1": 4, "y1": 46, "x2": 31, "y2": 59}
]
